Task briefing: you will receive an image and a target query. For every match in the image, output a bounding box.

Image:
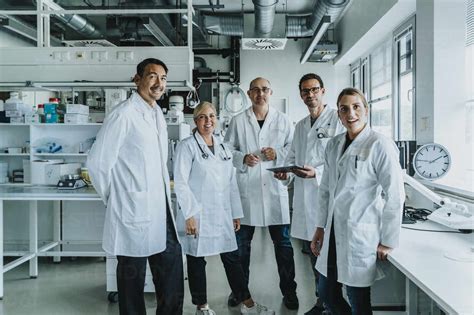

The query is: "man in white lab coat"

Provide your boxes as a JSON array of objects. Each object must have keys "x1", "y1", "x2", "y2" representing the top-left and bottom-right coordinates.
[
  {"x1": 275, "y1": 73, "x2": 345, "y2": 315},
  {"x1": 224, "y1": 77, "x2": 299, "y2": 310},
  {"x1": 87, "y1": 58, "x2": 183, "y2": 315},
  {"x1": 311, "y1": 88, "x2": 405, "y2": 314}
]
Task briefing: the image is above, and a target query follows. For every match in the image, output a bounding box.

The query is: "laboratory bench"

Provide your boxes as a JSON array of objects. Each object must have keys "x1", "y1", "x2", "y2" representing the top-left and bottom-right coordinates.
[
  {"x1": 0, "y1": 185, "x2": 102, "y2": 299},
  {"x1": 1, "y1": 185, "x2": 473, "y2": 315},
  {"x1": 389, "y1": 220, "x2": 474, "y2": 314}
]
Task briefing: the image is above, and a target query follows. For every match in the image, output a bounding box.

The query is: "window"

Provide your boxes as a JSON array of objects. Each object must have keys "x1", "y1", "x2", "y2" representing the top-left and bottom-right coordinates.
[
  {"x1": 350, "y1": 60, "x2": 361, "y2": 90},
  {"x1": 369, "y1": 38, "x2": 392, "y2": 138},
  {"x1": 393, "y1": 17, "x2": 416, "y2": 141}
]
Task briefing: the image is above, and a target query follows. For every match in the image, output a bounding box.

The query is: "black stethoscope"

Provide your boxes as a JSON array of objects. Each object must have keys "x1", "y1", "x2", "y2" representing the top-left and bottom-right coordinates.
[
  {"x1": 315, "y1": 122, "x2": 332, "y2": 139},
  {"x1": 193, "y1": 132, "x2": 231, "y2": 161}
]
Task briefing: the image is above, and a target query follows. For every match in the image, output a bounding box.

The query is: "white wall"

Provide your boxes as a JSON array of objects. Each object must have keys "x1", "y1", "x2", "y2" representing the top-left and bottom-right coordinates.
[
  {"x1": 197, "y1": 39, "x2": 347, "y2": 125},
  {"x1": 416, "y1": 0, "x2": 472, "y2": 191},
  {"x1": 239, "y1": 39, "x2": 341, "y2": 124}
]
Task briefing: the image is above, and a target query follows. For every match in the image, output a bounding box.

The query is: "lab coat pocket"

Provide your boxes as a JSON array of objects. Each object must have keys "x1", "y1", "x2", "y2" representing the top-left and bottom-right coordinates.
[
  {"x1": 122, "y1": 191, "x2": 151, "y2": 225},
  {"x1": 348, "y1": 222, "x2": 378, "y2": 268},
  {"x1": 344, "y1": 155, "x2": 368, "y2": 189}
]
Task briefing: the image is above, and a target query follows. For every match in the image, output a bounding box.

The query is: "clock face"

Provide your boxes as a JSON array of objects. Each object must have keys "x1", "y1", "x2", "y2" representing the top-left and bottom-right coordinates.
[{"x1": 412, "y1": 143, "x2": 451, "y2": 180}]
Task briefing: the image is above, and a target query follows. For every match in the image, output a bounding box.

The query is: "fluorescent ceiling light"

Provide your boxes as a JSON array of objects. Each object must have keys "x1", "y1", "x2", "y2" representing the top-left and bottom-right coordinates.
[{"x1": 300, "y1": 16, "x2": 331, "y2": 64}]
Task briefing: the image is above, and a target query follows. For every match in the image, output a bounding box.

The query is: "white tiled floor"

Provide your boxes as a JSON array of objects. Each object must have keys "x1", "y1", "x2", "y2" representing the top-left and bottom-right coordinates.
[{"x1": 0, "y1": 228, "x2": 405, "y2": 315}]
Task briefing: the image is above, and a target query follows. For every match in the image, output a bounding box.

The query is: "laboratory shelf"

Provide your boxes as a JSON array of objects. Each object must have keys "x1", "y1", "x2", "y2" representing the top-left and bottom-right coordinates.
[
  {"x1": 33, "y1": 153, "x2": 88, "y2": 157},
  {"x1": 0, "y1": 123, "x2": 30, "y2": 126},
  {"x1": 30, "y1": 123, "x2": 102, "y2": 126},
  {"x1": 0, "y1": 153, "x2": 29, "y2": 156}
]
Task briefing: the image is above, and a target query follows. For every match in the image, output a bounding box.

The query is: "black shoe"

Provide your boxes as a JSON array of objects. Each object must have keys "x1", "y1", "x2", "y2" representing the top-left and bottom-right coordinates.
[
  {"x1": 227, "y1": 292, "x2": 239, "y2": 307},
  {"x1": 304, "y1": 303, "x2": 325, "y2": 315},
  {"x1": 283, "y1": 293, "x2": 299, "y2": 310}
]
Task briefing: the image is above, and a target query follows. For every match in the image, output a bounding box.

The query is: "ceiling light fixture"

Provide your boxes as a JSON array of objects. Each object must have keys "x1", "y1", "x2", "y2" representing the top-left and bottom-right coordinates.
[{"x1": 300, "y1": 15, "x2": 331, "y2": 64}]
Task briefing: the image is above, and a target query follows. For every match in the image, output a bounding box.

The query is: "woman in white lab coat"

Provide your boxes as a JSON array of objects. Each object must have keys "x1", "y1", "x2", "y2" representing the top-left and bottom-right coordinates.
[
  {"x1": 311, "y1": 88, "x2": 405, "y2": 315},
  {"x1": 174, "y1": 102, "x2": 274, "y2": 315}
]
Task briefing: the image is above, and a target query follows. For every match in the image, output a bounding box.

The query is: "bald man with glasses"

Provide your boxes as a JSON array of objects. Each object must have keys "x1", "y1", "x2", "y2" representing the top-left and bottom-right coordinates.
[
  {"x1": 224, "y1": 77, "x2": 299, "y2": 310},
  {"x1": 275, "y1": 73, "x2": 344, "y2": 315}
]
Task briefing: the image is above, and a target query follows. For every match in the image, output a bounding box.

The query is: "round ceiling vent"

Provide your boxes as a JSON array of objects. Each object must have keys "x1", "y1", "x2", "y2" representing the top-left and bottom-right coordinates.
[{"x1": 242, "y1": 38, "x2": 287, "y2": 50}]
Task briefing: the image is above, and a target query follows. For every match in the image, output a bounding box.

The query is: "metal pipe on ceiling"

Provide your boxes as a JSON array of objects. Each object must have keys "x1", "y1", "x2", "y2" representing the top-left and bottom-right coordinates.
[{"x1": 286, "y1": 0, "x2": 349, "y2": 38}]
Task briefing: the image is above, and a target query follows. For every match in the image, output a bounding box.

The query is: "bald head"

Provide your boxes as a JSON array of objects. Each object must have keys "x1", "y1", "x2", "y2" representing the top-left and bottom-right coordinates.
[
  {"x1": 249, "y1": 77, "x2": 271, "y2": 90},
  {"x1": 247, "y1": 77, "x2": 273, "y2": 108}
]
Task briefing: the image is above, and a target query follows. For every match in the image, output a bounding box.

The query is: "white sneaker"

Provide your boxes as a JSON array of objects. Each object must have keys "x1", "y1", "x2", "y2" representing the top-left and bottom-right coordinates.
[
  {"x1": 195, "y1": 306, "x2": 217, "y2": 315},
  {"x1": 240, "y1": 302, "x2": 275, "y2": 315}
]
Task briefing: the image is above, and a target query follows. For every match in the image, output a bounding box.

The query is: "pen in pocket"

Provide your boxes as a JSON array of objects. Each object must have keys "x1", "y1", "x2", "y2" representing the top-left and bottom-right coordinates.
[{"x1": 355, "y1": 155, "x2": 359, "y2": 169}]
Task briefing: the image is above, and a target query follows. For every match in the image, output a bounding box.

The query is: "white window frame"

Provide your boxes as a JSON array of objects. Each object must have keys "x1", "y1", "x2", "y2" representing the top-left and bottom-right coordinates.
[{"x1": 392, "y1": 16, "x2": 416, "y2": 141}]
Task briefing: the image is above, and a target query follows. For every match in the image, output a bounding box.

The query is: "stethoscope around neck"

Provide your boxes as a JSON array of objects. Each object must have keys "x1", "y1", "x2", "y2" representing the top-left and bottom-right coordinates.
[
  {"x1": 193, "y1": 131, "x2": 231, "y2": 161},
  {"x1": 315, "y1": 122, "x2": 332, "y2": 139}
]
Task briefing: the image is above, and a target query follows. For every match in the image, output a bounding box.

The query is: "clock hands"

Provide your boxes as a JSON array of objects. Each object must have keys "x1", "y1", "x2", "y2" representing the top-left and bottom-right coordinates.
[{"x1": 430, "y1": 156, "x2": 443, "y2": 163}]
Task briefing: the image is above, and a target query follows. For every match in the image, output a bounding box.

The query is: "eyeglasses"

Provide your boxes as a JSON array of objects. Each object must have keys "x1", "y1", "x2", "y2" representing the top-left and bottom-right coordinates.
[
  {"x1": 301, "y1": 86, "x2": 321, "y2": 95},
  {"x1": 249, "y1": 87, "x2": 271, "y2": 94}
]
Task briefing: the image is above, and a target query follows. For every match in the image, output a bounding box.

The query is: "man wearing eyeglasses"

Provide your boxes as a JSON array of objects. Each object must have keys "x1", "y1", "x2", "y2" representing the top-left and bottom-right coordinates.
[
  {"x1": 274, "y1": 73, "x2": 344, "y2": 315},
  {"x1": 224, "y1": 77, "x2": 298, "y2": 310}
]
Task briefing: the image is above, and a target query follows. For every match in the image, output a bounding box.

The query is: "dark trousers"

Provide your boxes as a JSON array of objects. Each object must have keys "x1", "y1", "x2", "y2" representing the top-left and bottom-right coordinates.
[
  {"x1": 116, "y1": 209, "x2": 184, "y2": 315},
  {"x1": 236, "y1": 224, "x2": 297, "y2": 296},
  {"x1": 186, "y1": 250, "x2": 251, "y2": 306},
  {"x1": 317, "y1": 220, "x2": 372, "y2": 315}
]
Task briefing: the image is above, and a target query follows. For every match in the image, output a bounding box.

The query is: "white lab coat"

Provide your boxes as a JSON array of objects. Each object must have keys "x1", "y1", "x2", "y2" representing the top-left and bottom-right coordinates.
[
  {"x1": 315, "y1": 126, "x2": 405, "y2": 287},
  {"x1": 173, "y1": 133, "x2": 244, "y2": 257},
  {"x1": 224, "y1": 106, "x2": 293, "y2": 226},
  {"x1": 285, "y1": 107, "x2": 345, "y2": 241},
  {"x1": 87, "y1": 92, "x2": 176, "y2": 257}
]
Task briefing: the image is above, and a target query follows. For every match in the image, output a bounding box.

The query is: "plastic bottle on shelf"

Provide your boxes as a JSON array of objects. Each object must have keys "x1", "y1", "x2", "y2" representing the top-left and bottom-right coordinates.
[{"x1": 37, "y1": 104, "x2": 45, "y2": 123}]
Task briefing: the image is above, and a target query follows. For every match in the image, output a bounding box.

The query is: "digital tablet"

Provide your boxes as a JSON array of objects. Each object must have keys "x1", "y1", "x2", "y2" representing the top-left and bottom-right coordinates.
[{"x1": 266, "y1": 165, "x2": 306, "y2": 173}]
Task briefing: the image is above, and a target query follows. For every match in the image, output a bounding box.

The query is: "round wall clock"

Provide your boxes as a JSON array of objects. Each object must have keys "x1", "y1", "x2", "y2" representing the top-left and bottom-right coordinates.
[{"x1": 412, "y1": 143, "x2": 451, "y2": 180}]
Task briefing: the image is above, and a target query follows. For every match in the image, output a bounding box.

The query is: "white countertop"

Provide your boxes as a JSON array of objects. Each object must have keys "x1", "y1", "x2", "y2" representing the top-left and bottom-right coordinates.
[
  {"x1": 0, "y1": 185, "x2": 101, "y2": 201},
  {"x1": 389, "y1": 221, "x2": 474, "y2": 315}
]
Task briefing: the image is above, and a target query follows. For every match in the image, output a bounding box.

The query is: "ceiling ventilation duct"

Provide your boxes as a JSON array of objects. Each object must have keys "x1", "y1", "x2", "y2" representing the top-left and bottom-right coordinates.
[
  {"x1": 286, "y1": 0, "x2": 349, "y2": 38},
  {"x1": 242, "y1": 0, "x2": 286, "y2": 50},
  {"x1": 203, "y1": 0, "x2": 286, "y2": 50},
  {"x1": 203, "y1": 15, "x2": 243, "y2": 36},
  {"x1": 34, "y1": 0, "x2": 102, "y2": 39}
]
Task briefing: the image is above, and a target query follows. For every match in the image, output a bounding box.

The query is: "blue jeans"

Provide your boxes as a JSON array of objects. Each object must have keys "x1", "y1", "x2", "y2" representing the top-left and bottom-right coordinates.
[
  {"x1": 236, "y1": 224, "x2": 297, "y2": 296},
  {"x1": 318, "y1": 272, "x2": 372, "y2": 315}
]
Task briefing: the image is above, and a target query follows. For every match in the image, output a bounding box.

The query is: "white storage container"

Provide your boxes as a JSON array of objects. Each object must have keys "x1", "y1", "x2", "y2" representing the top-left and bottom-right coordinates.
[
  {"x1": 45, "y1": 162, "x2": 82, "y2": 185},
  {"x1": 64, "y1": 113, "x2": 89, "y2": 124},
  {"x1": 66, "y1": 104, "x2": 89, "y2": 115},
  {"x1": 31, "y1": 159, "x2": 64, "y2": 185},
  {"x1": 23, "y1": 159, "x2": 31, "y2": 183},
  {"x1": 4, "y1": 103, "x2": 22, "y2": 111},
  {"x1": 0, "y1": 162, "x2": 8, "y2": 184},
  {"x1": 10, "y1": 116, "x2": 25, "y2": 123},
  {"x1": 6, "y1": 110, "x2": 22, "y2": 118}
]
